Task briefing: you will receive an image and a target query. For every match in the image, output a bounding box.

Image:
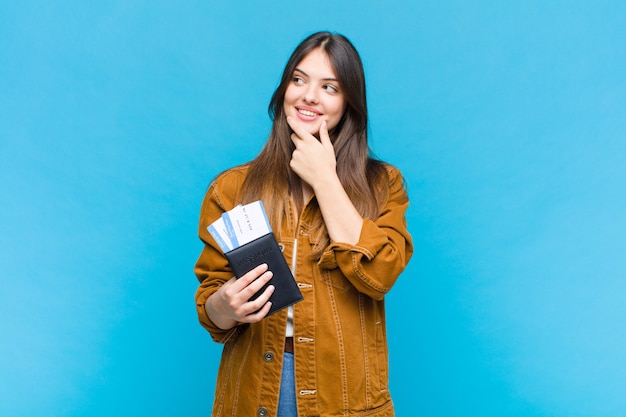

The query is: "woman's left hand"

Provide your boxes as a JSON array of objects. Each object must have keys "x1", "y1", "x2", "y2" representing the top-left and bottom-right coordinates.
[{"x1": 287, "y1": 117, "x2": 337, "y2": 188}]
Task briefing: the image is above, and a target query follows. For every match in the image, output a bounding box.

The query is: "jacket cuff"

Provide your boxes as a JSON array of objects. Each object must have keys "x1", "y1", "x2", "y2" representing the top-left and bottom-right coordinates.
[{"x1": 318, "y1": 218, "x2": 387, "y2": 269}]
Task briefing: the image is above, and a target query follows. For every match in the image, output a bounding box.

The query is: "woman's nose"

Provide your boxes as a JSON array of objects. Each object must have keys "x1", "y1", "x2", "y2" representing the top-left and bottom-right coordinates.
[{"x1": 303, "y1": 87, "x2": 319, "y2": 104}]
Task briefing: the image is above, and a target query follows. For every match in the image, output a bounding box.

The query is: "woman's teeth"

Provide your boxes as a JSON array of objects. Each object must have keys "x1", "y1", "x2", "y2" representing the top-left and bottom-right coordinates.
[{"x1": 298, "y1": 109, "x2": 318, "y2": 117}]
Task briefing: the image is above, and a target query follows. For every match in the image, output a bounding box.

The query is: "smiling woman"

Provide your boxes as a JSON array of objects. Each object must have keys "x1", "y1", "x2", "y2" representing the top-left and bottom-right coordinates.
[
  {"x1": 283, "y1": 48, "x2": 346, "y2": 134},
  {"x1": 2, "y1": 2, "x2": 626, "y2": 416},
  {"x1": 193, "y1": 31, "x2": 413, "y2": 417}
]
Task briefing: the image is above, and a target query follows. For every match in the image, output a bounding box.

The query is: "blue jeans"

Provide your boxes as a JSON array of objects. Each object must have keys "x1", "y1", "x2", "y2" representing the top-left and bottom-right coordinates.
[{"x1": 277, "y1": 352, "x2": 298, "y2": 417}]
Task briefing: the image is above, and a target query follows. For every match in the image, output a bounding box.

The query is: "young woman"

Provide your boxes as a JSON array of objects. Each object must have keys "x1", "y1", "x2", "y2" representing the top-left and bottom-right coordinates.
[{"x1": 194, "y1": 31, "x2": 413, "y2": 417}]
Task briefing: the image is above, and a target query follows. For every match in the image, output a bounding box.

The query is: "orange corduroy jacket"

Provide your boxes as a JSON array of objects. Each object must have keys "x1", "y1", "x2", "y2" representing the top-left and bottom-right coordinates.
[{"x1": 194, "y1": 164, "x2": 413, "y2": 417}]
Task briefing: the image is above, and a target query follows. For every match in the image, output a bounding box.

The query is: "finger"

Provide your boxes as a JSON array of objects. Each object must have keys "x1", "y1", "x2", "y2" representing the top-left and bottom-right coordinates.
[
  {"x1": 245, "y1": 283, "x2": 275, "y2": 312},
  {"x1": 286, "y1": 116, "x2": 314, "y2": 141},
  {"x1": 286, "y1": 116, "x2": 299, "y2": 133},
  {"x1": 239, "y1": 283, "x2": 275, "y2": 321},
  {"x1": 233, "y1": 263, "x2": 269, "y2": 290},
  {"x1": 242, "y1": 300, "x2": 273, "y2": 323},
  {"x1": 218, "y1": 276, "x2": 239, "y2": 299},
  {"x1": 319, "y1": 120, "x2": 332, "y2": 147},
  {"x1": 242, "y1": 270, "x2": 274, "y2": 299},
  {"x1": 291, "y1": 132, "x2": 303, "y2": 145}
]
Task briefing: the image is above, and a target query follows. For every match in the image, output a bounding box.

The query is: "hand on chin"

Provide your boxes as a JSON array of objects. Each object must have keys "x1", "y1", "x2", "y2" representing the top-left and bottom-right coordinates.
[{"x1": 289, "y1": 117, "x2": 322, "y2": 138}]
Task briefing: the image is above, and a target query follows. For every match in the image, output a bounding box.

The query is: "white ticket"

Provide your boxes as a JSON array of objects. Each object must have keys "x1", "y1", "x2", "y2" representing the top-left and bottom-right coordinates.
[{"x1": 207, "y1": 200, "x2": 271, "y2": 252}]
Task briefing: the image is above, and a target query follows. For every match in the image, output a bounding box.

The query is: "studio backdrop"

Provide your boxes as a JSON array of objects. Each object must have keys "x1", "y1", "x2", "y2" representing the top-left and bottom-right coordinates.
[{"x1": 1, "y1": 1, "x2": 625, "y2": 416}]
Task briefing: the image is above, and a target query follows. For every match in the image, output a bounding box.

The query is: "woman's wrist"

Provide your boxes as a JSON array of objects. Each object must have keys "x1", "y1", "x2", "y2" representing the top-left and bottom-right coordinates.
[{"x1": 310, "y1": 170, "x2": 340, "y2": 195}]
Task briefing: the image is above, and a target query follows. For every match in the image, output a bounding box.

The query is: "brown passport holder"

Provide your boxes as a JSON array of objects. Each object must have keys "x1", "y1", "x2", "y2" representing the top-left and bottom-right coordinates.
[{"x1": 225, "y1": 232, "x2": 303, "y2": 316}]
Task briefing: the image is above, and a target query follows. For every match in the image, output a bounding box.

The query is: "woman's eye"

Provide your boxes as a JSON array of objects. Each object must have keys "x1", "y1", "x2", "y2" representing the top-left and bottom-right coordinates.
[
  {"x1": 324, "y1": 84, "x2": 339, "y2": 93},
  {"x1": 292, "y1": 76, "x2": 304, "y2": 85}
]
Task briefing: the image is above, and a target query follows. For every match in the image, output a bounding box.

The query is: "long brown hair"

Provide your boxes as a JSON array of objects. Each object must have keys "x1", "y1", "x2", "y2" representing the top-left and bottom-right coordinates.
[{"x1": 240, "y1": 31, "x2": 389, "y2": 258}]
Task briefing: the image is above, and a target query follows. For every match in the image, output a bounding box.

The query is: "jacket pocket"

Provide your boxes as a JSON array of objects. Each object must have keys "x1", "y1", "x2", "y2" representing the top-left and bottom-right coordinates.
[
  {"x1": 367, "y1": 298, "x2": 389, "y2": 393},
  {"x1": 374, "y1": 315, "x2": 389, "y2": 391}
]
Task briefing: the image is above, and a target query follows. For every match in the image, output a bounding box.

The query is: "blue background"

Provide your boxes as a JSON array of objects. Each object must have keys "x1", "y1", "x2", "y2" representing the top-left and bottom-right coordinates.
[{"x1": 1, "y1": 1, "x2": 625, "y2": 416}]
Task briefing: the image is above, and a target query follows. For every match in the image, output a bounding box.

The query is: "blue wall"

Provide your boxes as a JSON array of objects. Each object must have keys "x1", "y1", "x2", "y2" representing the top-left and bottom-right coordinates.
[{"x1": 1, "y1": 1, "x2": 625, "y2": 416}]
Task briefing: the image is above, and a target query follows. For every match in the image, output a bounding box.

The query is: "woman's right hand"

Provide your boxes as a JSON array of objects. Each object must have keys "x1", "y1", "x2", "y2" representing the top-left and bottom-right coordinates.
[{"x1": 205, "y1": 263, "x2": 275, "y2": 330}]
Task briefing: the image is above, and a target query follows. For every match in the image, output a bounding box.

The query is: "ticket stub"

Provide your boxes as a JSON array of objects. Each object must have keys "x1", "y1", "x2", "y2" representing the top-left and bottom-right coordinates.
[{"x1": 207, "y1": 200, "x2": 271, "y2": 252}]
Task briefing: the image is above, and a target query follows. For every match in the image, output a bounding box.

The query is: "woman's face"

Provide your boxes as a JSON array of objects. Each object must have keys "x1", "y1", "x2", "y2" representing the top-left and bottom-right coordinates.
[{"x1": 283, "y1": 48, "x2": 346, "y2": 136}]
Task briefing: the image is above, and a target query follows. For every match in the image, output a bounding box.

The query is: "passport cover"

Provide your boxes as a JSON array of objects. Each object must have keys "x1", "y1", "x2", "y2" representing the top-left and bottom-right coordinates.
[{"x1": 225, "y1": 232, "x2": 303, "y2": 316}]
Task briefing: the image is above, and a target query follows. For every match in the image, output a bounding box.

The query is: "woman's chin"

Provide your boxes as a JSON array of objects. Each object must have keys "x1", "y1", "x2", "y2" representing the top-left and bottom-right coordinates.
[
  {"x1": 303, "y1": 123, "x2": 321, "y2": 136},
  {"x1": 287, "y1": 115, "x2": 322, "y2": 136}
]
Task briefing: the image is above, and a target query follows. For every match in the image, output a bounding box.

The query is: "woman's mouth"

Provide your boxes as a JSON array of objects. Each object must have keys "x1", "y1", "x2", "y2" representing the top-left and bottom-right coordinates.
[{"x1": 296, "y1": 106, "x2": 321, "y2": 120}]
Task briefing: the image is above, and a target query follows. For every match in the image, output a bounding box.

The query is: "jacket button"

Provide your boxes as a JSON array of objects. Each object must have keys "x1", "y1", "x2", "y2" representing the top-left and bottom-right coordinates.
[
  {"x1": 257, "y1": 407, "x2": 268, "y2": 417},
  {"x1": 263, "y1": 351, "x2": 274, "y2": 362}
]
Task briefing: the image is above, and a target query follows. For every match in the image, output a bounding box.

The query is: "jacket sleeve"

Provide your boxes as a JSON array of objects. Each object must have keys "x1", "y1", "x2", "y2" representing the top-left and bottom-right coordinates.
[
  {"x1": 194, "y1": 169, "x2": 245, "y2": 343},
  {"x1": 317, "y1": 166, "x2": 413, "y2": 300}
]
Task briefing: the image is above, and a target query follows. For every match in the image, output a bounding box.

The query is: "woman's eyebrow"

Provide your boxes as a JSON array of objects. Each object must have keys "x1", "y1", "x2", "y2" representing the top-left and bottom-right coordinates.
[{"x1": 294, "y1": 67, "x2": 338, "y2": 82}]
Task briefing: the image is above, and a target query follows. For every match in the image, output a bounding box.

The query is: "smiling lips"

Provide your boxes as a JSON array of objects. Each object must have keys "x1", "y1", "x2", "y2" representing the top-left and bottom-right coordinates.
[{"x1": 296, "y1": 106, "x2": 321, "y2": 120}]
